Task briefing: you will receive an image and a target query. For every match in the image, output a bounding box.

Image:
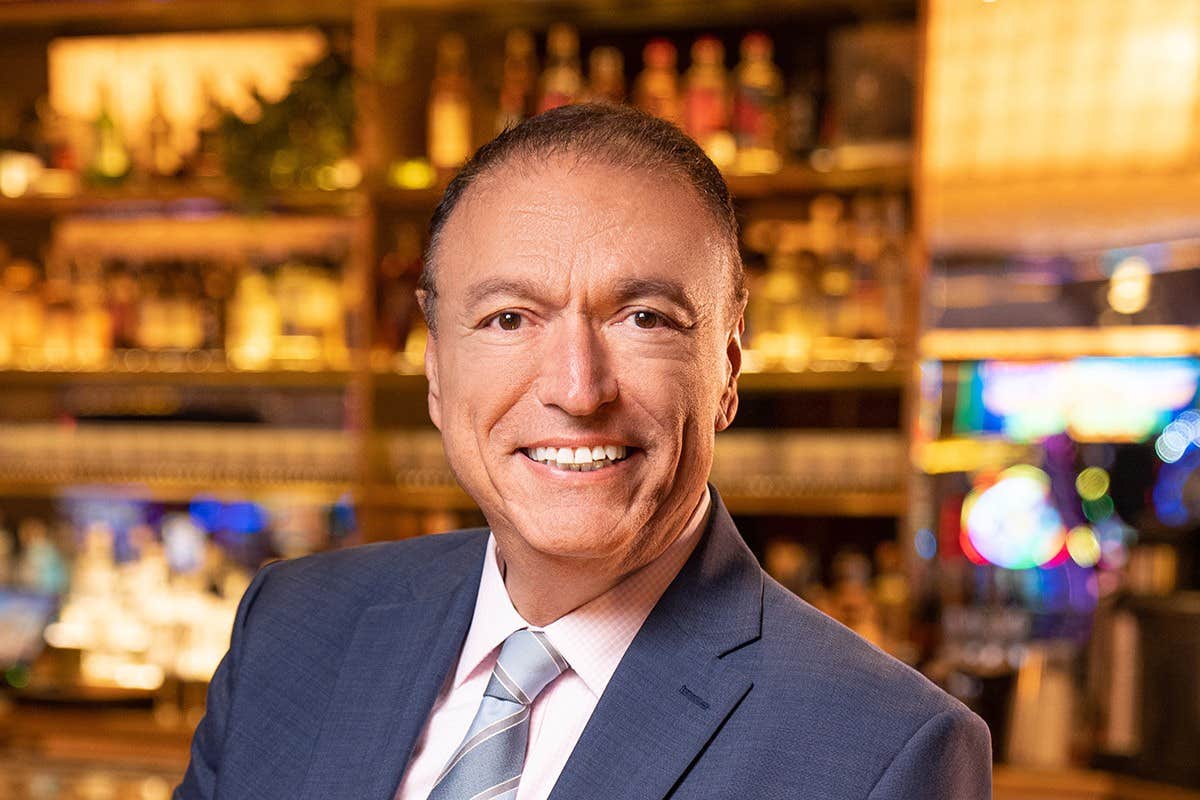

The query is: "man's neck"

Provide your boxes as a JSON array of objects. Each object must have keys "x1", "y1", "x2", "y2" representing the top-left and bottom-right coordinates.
[{"x1": 494, "y1": 488, "x2": 709, "y2": 627}]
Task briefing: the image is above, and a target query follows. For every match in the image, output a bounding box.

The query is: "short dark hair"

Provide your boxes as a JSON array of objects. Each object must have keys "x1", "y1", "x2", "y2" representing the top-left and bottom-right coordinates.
[{"x1": 418, "y1": 103, "x2": 746, "y2": 333}]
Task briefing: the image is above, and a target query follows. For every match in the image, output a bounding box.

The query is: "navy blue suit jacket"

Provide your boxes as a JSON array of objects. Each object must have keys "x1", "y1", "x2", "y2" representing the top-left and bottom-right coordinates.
[{"x1": 176, "y1": 487, "x2": 991, "y2": 799}]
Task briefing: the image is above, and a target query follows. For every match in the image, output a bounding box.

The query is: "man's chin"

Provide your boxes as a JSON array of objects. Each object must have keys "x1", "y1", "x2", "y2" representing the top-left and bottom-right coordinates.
[{"x1": 501, "y1": 514, "x2": 636, "y2": 561}]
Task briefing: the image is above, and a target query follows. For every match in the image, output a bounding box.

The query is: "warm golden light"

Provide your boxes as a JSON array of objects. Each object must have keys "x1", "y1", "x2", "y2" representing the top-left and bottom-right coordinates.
[
  {"x1": 1107, "y1": 256, "x2": 1152, "y2": 315},
  {"x1": 923, "y1": 0, "x2": 1200, "y2": 252},
  {"x1": 48, "y1": 29, "x2": 327, "y2": 157}
]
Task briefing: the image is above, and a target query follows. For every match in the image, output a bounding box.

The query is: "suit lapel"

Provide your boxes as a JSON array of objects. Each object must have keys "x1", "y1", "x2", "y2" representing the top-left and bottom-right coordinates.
[
  {"x1": 297, "y1": 534, "x2": 488, "y2": 800},
  {"x1": 548, "y1": 487, "x2": 763, "y2": 800}
]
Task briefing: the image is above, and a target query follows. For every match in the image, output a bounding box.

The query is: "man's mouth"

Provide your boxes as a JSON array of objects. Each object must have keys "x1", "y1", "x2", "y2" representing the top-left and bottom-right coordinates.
[{"x1": 519, "y1": 445, "x2": 633, "y2": 472}]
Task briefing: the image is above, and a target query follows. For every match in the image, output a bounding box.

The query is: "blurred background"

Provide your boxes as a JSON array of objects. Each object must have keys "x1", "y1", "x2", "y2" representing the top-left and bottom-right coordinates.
[{"x1": 0, "y1": 0, "x2": 1198, "y2": 797}]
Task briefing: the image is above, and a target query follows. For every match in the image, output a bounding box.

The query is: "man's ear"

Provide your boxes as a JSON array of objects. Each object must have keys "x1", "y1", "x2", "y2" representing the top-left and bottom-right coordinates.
[
  {"x1": 715, "y1": 315, "x2": 744, "y2": 432},
  {"x1": 417, "y1": 290, "x2": 443, "y2": 431}
]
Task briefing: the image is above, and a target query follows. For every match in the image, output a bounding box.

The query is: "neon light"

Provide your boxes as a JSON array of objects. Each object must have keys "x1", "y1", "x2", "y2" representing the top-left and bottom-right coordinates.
[
  {"x1": 975, "y1": 358, "x2": 1200, "y2": 442},
  {"x1": 962, "y1": 465, "x2": 1068, "y2": 569}
]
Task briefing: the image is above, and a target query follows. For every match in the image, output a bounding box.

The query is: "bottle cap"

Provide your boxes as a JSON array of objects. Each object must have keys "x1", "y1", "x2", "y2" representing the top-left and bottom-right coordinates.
[
  {"x1": 643, "y1": 38, "x2": 677, "y2": 69},
  {"x1": 691, "y1": 36, "x2": 724, "y2": 65}
]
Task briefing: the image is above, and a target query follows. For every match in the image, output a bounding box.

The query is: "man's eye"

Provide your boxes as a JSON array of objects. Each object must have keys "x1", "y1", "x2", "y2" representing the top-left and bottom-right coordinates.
[
  {"x1": 632, "y1": 310, "x2": 666, "y2": 329},
  {"x1": 491, "y1": 312, "x2": 523, "y2": 331}
]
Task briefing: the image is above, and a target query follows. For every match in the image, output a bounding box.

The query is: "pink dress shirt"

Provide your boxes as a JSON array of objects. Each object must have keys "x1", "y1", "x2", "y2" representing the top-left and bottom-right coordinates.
[{"x1": 395, "y1": 489, "x2": 711, "y2": 800}]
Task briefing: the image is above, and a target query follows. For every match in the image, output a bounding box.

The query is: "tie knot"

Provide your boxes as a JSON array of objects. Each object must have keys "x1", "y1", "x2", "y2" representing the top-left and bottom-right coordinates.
[{"x1": 485, "y1": 628, "x2": 568, "y2": 706}]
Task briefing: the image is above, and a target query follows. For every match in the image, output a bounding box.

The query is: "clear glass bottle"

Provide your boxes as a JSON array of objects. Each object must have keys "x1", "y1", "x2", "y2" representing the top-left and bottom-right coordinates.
[
  {"x1": 144, "y1": 73, "x2": 182, "y2": 179},
  {"x1": 428, "y1": 32, "x2": 473, "y2": 170},
  {"x1": 538, "y1": 23, "x2": 582, "y2": 112},
  {"x1": 496, "y1": 28, "x2": 538, "y2": 133},
  {"x1": 585, "y1": 46, "x2": 625, "y2": 105},
  {"x1": 226, "y1": 263, "x2": 279, "y2": 370},
  {"x1": 191, "y1": 75, "x2": 225, "y2": 179},
  {"x1": 86, "y1": 82, "x2": 131, "y2": 185}
]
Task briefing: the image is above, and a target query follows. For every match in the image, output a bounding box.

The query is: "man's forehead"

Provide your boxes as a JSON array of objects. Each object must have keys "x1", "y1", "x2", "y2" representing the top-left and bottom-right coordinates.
[{"x1": 445, "y1": 160, "x2": 713, "y2": 255}]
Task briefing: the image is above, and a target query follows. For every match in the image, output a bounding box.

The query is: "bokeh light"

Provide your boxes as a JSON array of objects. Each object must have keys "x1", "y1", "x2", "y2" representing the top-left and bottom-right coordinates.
[
  {"x1": 1106, "y1": 256, "x2": 1153, "y2": 315},
  {"x1": 1075, "y1": 466, "x2": 1110, "y2": 501},
  {"x1": 1066, "y1": 525, "x2": 1102, "y2": 567},
  {"x1": 1155, "y1": 408, "x2": 1200, "y2": 463},
  {"x1": 962, "y1": 465, "x2": 1067, "y2": 569},
  {"x1": 914, "y1": 528, "x2": 938, "y2": 560},
  {"x1": 1082, "y1": 495, "x2": 1115, "y2": 523}
]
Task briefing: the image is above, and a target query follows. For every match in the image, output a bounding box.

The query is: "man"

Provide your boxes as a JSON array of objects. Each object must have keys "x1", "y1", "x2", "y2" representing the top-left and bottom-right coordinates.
[{"x1": 176, "y1": 104, "x2": 991, "y2": 799}]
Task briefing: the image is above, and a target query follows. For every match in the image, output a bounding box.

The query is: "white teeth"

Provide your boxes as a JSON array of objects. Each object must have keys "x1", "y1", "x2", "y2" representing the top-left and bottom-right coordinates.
[{"x1": 525, "y1": 444, "x2": 630, "y2": 470}]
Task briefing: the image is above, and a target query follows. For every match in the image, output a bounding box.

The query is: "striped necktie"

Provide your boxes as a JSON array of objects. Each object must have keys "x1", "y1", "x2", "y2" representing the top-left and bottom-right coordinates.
[{"x1": 427, "y1": 628, "x2": 569, "y2": 800}]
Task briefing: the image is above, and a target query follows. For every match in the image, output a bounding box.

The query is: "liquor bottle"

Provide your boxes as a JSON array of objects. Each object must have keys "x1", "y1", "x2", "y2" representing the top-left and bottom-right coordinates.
[
  {"x1": 135, "y1": 264, "x2": 169, "y2": 350},
  {"x1": 683, "y1": 36, "x2": 734, "y2": 168},
  {"x1": 633, "y1": 39, "x2": 681, "y2": 125},
  {"x1": 537, "y1": 23, "x2": 582, "y2": 113},
  {"x1": 766, "y1": 250, "x2": 816, "y2": 370},
  {"x1": 0, "y1": 245, "x2": 12, "y2": 367},
  {"x1": 167, "y1": 264, "x2": 206, "y2": 350},
  {"x1": 226, "y1": 264, "x2": 279, "y2": 370},
  {"x1": 850, "y1": 194, "x2": 887, "y2": 339},
  {"x1": 190, "y1": 75, "x2": 225, "y2": 179},
  {"x1": 35, "y1": 95, "x2": 77, "y2": 172},
  {"x1": 200, "y1": 260, "x2": 232, "y2": 351},
  {"x1": 585, "y1": 46, "x2": 625, "y2": 104},
  {"x1": 784, "y1": 60, "x2": 821, "y2": 160},
  {"x1": 144, "y1": 73, "x2": 182, "y2": 179},
  {"x1": 40, "y1": 255, "x2": 75, "y2": 367},
  {"x1": 809, "y1": 194, "x2": 852, "y2": 339},
  {"x1": 732, "y1": 33, "x2": 783, "y2": 174},
  {"x1": 376, "y1": 222, "x2": 424, "y2": 357},
  {"x1": 86, "y1": 82, "x2": 131, "y2": 186},
  {"x1": 16, "y1": 518, "x2": 67, "y2": 595},
  {"x1": 878, "y1": 194, "x2": 907, "y2": 340},
  {"x1": 4, "y1": 258, "x2": 45, "y2": 362},
  {"x1": 496, "y1": 28, "x2": 538, "y2": 133},
  {"x1": 105, "y1": 260, "x2": 141, "y2": 350},
  {"x1": 72, "y1": 258, "x2": 113, "y2": 368},
  {"x1": 428, "y1": 33, "x2": 473, "y2": 170}
]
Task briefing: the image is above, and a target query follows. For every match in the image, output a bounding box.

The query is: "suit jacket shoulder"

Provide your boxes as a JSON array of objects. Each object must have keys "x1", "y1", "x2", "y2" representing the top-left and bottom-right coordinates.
[
  {"x1": 678, "y1": 572, "x2": 991, "y2": 799},
  {"x1": 176, "y1": 529, "x2": 490, "y2": 800}
]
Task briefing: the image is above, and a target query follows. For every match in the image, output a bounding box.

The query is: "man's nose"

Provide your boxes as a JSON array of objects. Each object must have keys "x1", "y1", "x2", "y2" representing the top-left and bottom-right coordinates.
[{"x1": 534, "y1": 316, "x2": 619, "y2": 416}]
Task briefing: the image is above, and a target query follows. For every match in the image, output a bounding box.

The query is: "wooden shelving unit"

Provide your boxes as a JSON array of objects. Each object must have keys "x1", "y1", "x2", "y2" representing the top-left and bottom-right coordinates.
[{"x1": 0, "y1": 0, "x2": 920, "y2": 543}]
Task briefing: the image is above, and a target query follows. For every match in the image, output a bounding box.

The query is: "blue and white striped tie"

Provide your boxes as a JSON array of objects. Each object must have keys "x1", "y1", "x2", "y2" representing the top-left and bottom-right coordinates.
[{"x1": 427, "y1": 628, "x2": 569, "y2": 800}]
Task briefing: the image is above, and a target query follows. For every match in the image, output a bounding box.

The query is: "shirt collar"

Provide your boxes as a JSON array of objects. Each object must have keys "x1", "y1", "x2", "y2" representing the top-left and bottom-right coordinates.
[{"x1": 452, "y1": 487, "x2": 712, "y2": 698}]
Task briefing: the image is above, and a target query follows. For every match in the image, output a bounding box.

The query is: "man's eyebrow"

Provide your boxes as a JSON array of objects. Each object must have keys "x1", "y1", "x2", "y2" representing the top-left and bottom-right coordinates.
[
  {"x1": 463, "y1": 276, "x2": 546, "y2": 307},
  {"x1": 611, "y1": 277, "x2": 699, "y2": 318}
]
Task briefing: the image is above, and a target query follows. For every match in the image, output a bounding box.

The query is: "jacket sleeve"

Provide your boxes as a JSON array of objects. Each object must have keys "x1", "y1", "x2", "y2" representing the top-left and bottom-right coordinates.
[
  {"x1": 173, "y1": 560, "x2": 280, "y2": 800},
  {"x1": 866, "y1": 707, "x2": 993, "y2": 800}
]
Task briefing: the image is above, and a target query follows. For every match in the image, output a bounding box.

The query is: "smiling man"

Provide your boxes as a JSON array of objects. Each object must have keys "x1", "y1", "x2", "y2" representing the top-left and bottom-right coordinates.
[{"x1": 176, "y1": 104, "x2": 991, "y2": 800}]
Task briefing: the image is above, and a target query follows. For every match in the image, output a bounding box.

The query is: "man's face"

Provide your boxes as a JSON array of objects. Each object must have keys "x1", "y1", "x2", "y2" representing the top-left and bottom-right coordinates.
[{"x1": 424, "y1": 156, "x2": 742, "y2": 571}]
